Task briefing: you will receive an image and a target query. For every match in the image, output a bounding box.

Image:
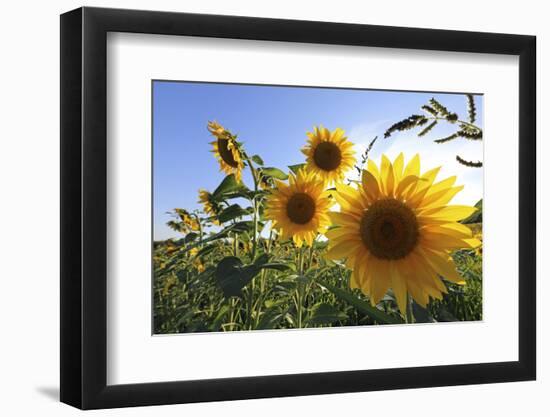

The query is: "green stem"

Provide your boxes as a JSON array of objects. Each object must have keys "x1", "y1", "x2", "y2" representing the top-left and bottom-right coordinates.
[
  {"x1": 296, "y1": 247, "x2": 305, "y2": 328},
  {"x1": 405, "y1": 296, "x2": 414, "y2": 324},
  {"x1": 233, "y1": 233, "x2": 238, "y2": 257},
  {"x1": 245, "y1": 156, "x2": 260, "y2": 261},
  {"x1": 429, "y1": 116, "x2": 482, "y2": 132},
  {"x1": 193, "y1": 213, "x2": 203, "y2": 243}
]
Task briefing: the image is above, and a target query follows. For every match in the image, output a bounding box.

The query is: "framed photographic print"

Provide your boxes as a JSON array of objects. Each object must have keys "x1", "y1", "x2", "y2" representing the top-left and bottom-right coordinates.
[{"x1": 60, "y1": 6, "x2": 536, "y2": 410}]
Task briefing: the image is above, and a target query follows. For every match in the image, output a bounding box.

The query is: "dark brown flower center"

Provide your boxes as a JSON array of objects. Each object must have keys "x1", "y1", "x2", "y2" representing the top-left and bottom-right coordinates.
[
  {"x1": 217, "y1": 138, "x2": 239, "y2": 168},
  {"x1": 313, "y1": 141, "x2": 342, "y2": 171},
  {"x1": 286, "y1": 193, "x2": 316, "y2": 225},
  {"x1": 360, "y1": 198, "x2": 419, "y2": 260}
]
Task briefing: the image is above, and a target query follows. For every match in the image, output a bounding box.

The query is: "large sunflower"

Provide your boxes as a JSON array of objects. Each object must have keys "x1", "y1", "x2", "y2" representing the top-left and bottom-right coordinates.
[
  {"x1": 265, "y1": 169, "x2": 333, "y2": 247},
  {"x1": 301, "y1": 126, "x2": 357, "y2": 186},
  {"x1": 198, "y1": 189, "x2": 220, "y2": 225},
  {"x1": 208, "y1": 121, "x2": 244, "y2": 182},
  {"x1": 326, "y1": 153, "x2": 480, "y2": 315}
]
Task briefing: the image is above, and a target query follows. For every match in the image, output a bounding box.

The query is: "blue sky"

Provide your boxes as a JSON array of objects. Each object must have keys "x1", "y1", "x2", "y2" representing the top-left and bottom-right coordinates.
[{"x1": 153, "y1": 81, "x2": 483, "y2": 240}]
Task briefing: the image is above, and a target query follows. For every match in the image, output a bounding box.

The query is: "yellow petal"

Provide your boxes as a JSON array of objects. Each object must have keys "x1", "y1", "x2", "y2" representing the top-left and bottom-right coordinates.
[
  {"x1": 393, "y1": 153, "x2": 404, "y2": 182},
  {"x1": 395, "y1": 175, "x2": 420, "y2": 199},
  {"x1": 353, "y1": 250, "x2": 369, "y2": 288},
  {"x1": 328, "y1": 211, "x2": 361, "y2": 227},
  {"x1": 422, "y1": 249, "x2": 466, "y2": 284},
  {"x1": 380, "y1": 155, "x2": 391, "y2": 193},
  {"x1": 326, "y1": 239, "x2": 359, "y2": 260},
  {"x1": 390, "y1": 262, "x2": 408, "y2": 315},
  {"x1": 367, "y1": 159, "x2": 380, "y2": 179},
  {"x1": 421, "y1": 185, "x2": 463, "y2": 208},
  {"x1": 369, "y1": 258, "x2": 391, "y2": 305},
  {"x1": 463, "y1": 238, "x2": 482, "y2": 248},
  {"x1": 361, "y1": 169, "x2": 380, "y2": 201},
  {"x1": 386, "y1": 161, "x2": 395, "y2": 196},
  {"x1": 404, "y1": 154, "x2": 420, "y2": 177},
  {"x1": 407, "y1": 278, "x2": 429, "y2": 308},
  {"x1": 350, "y1": 270, "x2": 361, "y2": 289},
  {"x1": 325, "y1": 226, "x2": 358, "y2": 241},
  {"x1": 421, "y1": 231, "x2": 472, "y2": 250},
  {"x1": 407, "y1": 166, "x2": 441, "y2": 206},
  {"x1": 422, "y1": 205, "x2": 478, "y2": 222},
  {"x1": 422, "y1": 223, "x2": 473, "y2": 239}
]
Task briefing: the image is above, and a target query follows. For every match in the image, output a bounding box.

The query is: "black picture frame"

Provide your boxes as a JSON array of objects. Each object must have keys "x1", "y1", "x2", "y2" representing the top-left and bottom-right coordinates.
[{"x1": 60, "y1": 6, "x2": 536, "y2": 410}]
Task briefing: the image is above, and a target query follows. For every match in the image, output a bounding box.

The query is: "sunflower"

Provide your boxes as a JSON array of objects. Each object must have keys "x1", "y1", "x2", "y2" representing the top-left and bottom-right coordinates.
[
  {"x1": 189, "y1": 247, "x2": 206, "y2": 273},
  {"x1": 326, "y1": 153, "x2": 480, "y2": 315},
  {"x1": 179, "y1": 209, "x2": 199, "y2": 232},
  {"x1": 265, "y1": 169, "x2": 333, "y2": 247},
  {"x1": 198, "y1": 189, "x2": 220, "y2": 225},
  {"x1": 168, "y1": 209, "x2": 199, "y2": 233},
  {"x1": 208, "y1": 121, "x2": 244, "y2": 182},
  {"x1": 301, "y1": 126, "x2": 357, "y2": 186}
]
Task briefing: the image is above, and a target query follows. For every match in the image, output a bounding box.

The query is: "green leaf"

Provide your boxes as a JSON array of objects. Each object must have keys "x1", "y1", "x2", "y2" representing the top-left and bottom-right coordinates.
[
  {"x1": 307, "y1": 303, "x2": 348, "y2": 325},
  {"x1": 217, "y1": 204, "x2": 250, "y2": 223},
  {"x1": 213, "y1": 174, "x2": 247, "y2": 199},
  {"x1": 434, "y1": 132, "x2": 459, "y2": 144},
  {"x1": 384, "y1": 114, "x2": 428, "y2": 138},
  {"x1": 260, "y1": 167, "x2": 288, "y2": 180},
  {"x1": 183, "y1": 232, "x2": 198, "y2": 243},
  {"x1": 288, "y1": 163, "x2": 305, "y2": 175},
  {"x1": 435, "y1": 305, "x2": 458, "y2": 322},
  {"x1": 228, "y1": 221, "x2": 255, "y2": 234},
  {"x1": 252, "y1": 253, "x2": 292, "y2": 272},
  {"x1": 320, "y1": 282, "x2": 403, "y2": 324},
  {"x1": 417, "y1": 120, "x2": 437, "y2": 137},
  {"x1": 215, "y1": 257, "x2": 262, "y2": 297},
  {"x1": 461, "y1": 199, "x2": 482, "y2": 224},
  {"x1": 253, "y1": 253, "x2": 270, "y2": 266},
  {"x1": 196, "y1": 244, "x2": 216, "y2": 258},
  {"x1": 256, "y1": 308, "x2": 285, "y2": 330},
  {"x1": 466, "y1": 94, "x2": 477, "y2": 123},
  {"x1": 429, "y1": 97, "x2": 450, "y2": 116},
  {"x1": 456, "y1": 155, "x2": 482, "y2": 168},
  {"x1": 210, "y1": 304, "x2": 231, "y2": 331},
  {"x1": 250, "y1": 155, "x2": 264, "y2": 166},
  {"x1": 261, "y1": 263, "x2": 293, "y2": 272},
  {"x1": 182, "y1": 221, "x2": 254, "y2": 253},
  {"x1": 411, "y1": 301, "x2": 436, "y2": 323}
]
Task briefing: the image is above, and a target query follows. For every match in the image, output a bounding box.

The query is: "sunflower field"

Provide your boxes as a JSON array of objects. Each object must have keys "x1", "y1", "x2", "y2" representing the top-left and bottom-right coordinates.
[{"x1": 154, "y1": 97, "x2": 483, "y2": 334}]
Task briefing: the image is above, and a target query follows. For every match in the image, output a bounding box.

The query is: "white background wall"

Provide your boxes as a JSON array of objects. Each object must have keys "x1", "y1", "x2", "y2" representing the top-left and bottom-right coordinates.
[{"x1": 0, "y1": 0, "x2": 545, "y2": 415}]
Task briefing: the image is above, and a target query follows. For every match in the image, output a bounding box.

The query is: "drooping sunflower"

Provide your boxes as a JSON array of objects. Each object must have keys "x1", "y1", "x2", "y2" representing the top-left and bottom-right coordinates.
[
  {"x1": 198, "y1": 189, "x2": 220, "y2": 225},
  {"x1": 265, "y1": 169, "x2": 333, "y2": 247},
  {"x1": 301, "y1": 126, "x2": 357, "y2": 186},
  {"x1": 326, "y1": 153, "x2": 480, "y2": 315},
  {"x1": 208, "y1": 121, "x2": 244, "y2": 182},
  {"x1": 168, "y1": 208, "x2": 199, "y2": 233},
  {"x1": 189, "y1": 247, "x2": 206, "y2": 273}
]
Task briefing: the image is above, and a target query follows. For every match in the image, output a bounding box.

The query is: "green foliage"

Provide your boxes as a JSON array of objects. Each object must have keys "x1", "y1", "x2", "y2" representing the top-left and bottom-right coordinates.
[
  {"x1": 217, "y1": 204, "x2": 250, "y2": 223},
  {"x1": 260, "y1": 167, "x2": 288, "y2": 180},
  {"x1": 384, "y1": 114, "x2": 429, "y2": 138},
  {"x1": 320, "y1": 282, "x2": 403, "y2": 324},
  {"x1": 418, "y1": 120, "x2": 438, "y2": 137},
  {"x1": 466, "y1": 94, "x2": 477, "y2": 123},
  {"x1": 384, "y1": 94, "x2": 483, "y2": 167},
  {"x1": 461, "y1": 200, "x2": 483, "y2": 224},
  {"x1": 307, "y1": 303, "x2": 348, "y2": 325},
  {"x1": 215, "y1": 256, "x2": 261, "y2": 297},
  {"x1": 288, "y1": 163, "x2": 305, "y2": 175},
  {"x1": 250, "y1": 154, "x2": 264, "y2": 165},
  {"x1": 456, "y1": 155, "x2": 483, "y2": 168}
]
